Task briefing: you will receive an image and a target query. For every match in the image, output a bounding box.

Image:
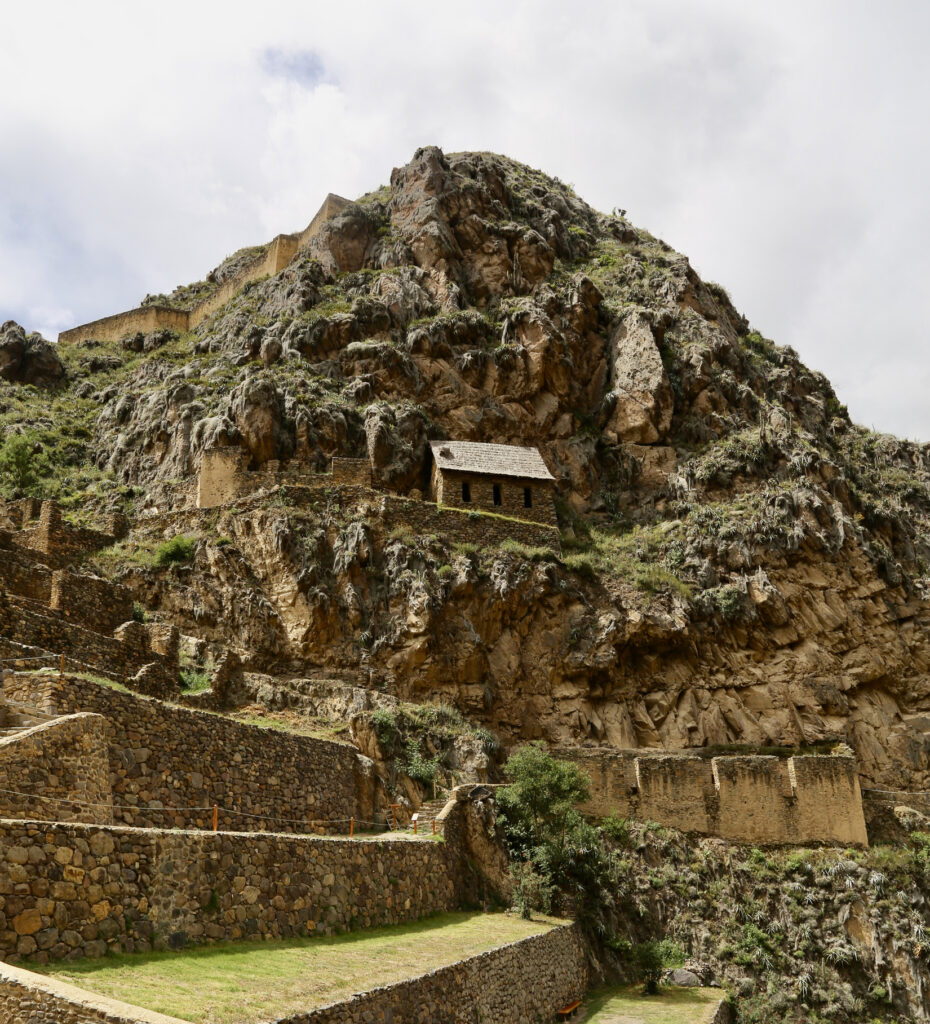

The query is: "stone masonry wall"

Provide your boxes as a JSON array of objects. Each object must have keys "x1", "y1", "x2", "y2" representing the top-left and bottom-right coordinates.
[
  {"x1": 58, "y1": 306, "x2": 189, "y2": 347},
  {"x1": 331, "y1": 457, "x2": 372, "y2": 487},
  {"x1": 433, "y1": 465, "x2": 558, "y2": 527},
  {"x1": 280, "y1": 922, "x2": 587, "y2": 1024},
  {"x1": 19, "y1": 502, "x2": 114, "y2": 570},
  {"x1": 556, "y1": 747, "x2": 869, "y2": 846},
  {"x1": 0, "y1": 820, "x2": 457, "y2": 963},
  {"x1": 0, "y1": 548, "x2": 52, "y2": 604},
  {"x1": 0, "y1": 960, "x2": 185, "y2": 1024},
  {"x1": 0, "y1": 715, "x2": 112, "y2": 825},
  {"x1": 3, "y1": 673, "x2": 378, "y2": 834},
  {"x1": 50, "y1": 572, "x2": 135, "y2": 637},
  {"x1": 0, "y1": 595, "x2": 176, "y2": 690}
]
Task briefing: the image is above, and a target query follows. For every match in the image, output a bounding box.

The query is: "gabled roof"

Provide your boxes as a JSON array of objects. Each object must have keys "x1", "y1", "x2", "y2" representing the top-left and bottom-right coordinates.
[{"x1": 429, "y1": 441, "x2": 555, "y2": 482}]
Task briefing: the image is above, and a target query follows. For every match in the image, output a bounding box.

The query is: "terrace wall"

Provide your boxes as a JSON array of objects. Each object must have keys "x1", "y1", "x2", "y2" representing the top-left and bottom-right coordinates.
[
  {"x1": 0, "y1": 820, "x2": 456, "y2": 963},
  {"x1": 2, "y1": 673, "x2": 379, "y2": 835},
  {"x1": 555, "y1": 747, "x2": 868, "y2": 846},
  {"x1": 0, "y1": 715, "x2": 111, "y2": 825}
]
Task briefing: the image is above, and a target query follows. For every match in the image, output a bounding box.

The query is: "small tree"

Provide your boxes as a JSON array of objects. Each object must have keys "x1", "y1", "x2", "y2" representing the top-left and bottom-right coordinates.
[
  {"x1": 0, "y1": 432, "x2": 47, "y2": 498},
  {"x1": 634, "y1": 939, "x2": 685, "y2": 995}
]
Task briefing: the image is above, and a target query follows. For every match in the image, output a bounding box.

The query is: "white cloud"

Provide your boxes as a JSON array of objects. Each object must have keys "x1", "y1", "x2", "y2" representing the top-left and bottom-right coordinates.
[{"x1": 1, "y1": 0, "x2": 928, "y2": 438}]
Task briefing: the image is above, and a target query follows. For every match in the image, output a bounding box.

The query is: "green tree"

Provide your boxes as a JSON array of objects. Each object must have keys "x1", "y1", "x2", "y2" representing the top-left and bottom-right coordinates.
[{"x1": 0, "y1": 432, "x2": 48, "y2": 498}]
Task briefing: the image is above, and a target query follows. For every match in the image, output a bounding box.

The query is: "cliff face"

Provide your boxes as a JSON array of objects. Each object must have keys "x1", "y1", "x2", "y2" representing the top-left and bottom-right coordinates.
[{"x1": 6, "y1": 146, "x2": 930, "y2": 788}]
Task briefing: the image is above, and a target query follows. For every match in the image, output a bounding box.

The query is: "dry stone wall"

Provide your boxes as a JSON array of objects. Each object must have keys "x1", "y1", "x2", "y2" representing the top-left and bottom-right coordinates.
[
  {"x1": 331, "y1": 457, "x2": 372, "y2": 486},
  {"x1": 50, "y1": 573, "x2": 134, "y2": 637},
  {"x1": 556, "y1": 747, "x2": 869, "y2": 846},
  {"x1": 0, "y1": 820, "x2": 457, "y2": 963},
  {"x1": 0, "y1": 715, "x2": 111, "y2": 825},
  {"x1": 432, "y1": 466, "x2": 558, "y2": 527},
  {"x1": 3, "y1": 673, "x2": 378, "y2": 834},
  {"x1": 0, "y1": 960, "x2": 185, "y2": 1024},
  {"x1": 278, "y1": 922, "x2": 587, "y2": 1024},
  {"x1": 19, "y1": 502, "x2": 114, "y2": 569}
]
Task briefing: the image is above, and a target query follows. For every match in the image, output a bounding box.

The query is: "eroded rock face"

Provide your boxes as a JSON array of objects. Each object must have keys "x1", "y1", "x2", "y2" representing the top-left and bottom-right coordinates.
[
  {"x1": 605, "y1": 312, "x2": 673, "y2": 443},
  {"x1": 0, "y1": 321, "x2": 64, "y2": 387}
]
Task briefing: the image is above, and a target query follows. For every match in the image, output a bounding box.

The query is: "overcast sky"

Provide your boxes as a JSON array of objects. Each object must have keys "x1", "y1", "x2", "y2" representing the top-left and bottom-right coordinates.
[{"x1": 2, "y1": 1, "x2": 928, "y2": 439}]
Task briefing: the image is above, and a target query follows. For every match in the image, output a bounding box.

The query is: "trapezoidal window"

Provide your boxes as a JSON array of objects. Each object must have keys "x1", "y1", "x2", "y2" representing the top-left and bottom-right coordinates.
[
  {"x1": 493, "y1": 483, "x2": 502, "y2": 506},
  {"x1": 462, "y1": 481, "x2": 471, "y2": 503},
  {"x1": 524, "y1": 487, "x2": 532, "y2": 508}
]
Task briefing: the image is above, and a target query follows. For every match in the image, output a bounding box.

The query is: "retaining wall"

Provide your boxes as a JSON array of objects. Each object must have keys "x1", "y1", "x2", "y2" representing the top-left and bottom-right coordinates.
[
  {"x1": 0, "y1": 820, "x2": 457, "y2": 963},
  {"x1": 58, "y1": 307, "x2": 189, "y2": 347},
  {"x1": 280, "y1": 922, "x2": 587, "y2": 1024},
  {"x1": 331, "y1": 457, "x2": 372, "y2": 487},
  {"x1": 0, "y1": 715, "x2": 111, "y2": 825},
  {"x1": 18, "y1": 502, "x2": 114, "y2": 569},
  {"x1": 0, "y1": 596, "x2": 176, "y2": 692},
  {"x1": 2, "y1": 673, "x2": 379, "y2": 834},
  {"x1": 49, "y1": 572, "x2": 134, "y2": 638},
  {"x1": 555, "y1": 747, "x2": 869, "y2": 846},
  {"x1": 0, "y1": 960, "x2": 185, "y2": 1024}
]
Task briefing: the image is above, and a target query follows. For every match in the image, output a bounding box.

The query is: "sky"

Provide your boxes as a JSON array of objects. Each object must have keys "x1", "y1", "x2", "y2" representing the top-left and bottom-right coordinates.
[{"x1": 1, "y1": 0, "x2": 928, "y2": 439}]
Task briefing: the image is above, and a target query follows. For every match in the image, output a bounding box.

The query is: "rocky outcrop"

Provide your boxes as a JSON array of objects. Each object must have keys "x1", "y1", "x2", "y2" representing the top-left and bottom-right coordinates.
[
  {"x1": 604, "y1": 312, "x2": 673, "y2": 443},
  {"x1": 0, "y1": 321, "x2": 64, "y2": 387}
]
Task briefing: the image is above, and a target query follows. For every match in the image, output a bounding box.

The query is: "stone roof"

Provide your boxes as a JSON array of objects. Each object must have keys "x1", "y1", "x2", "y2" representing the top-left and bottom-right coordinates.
[{"x1": 429, "y1": 441, "x2": 555, "y2": 482}]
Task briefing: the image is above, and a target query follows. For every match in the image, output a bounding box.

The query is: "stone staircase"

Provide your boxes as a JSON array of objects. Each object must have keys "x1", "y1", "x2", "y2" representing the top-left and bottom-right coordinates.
[{"x1": 410, "y1": 794, "x2": 453, "y2": 833}]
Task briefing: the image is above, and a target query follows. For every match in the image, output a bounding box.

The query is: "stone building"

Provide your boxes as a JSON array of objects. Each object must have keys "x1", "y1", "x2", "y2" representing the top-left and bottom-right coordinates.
[{"x1": 428, "y1": 441, "x2": 557, "y2": 526}]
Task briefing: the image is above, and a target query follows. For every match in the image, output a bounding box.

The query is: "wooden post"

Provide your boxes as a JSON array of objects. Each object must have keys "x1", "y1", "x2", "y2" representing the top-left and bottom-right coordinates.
[
  {"x1": 432, "y1": 819, "x2": 436, "y2": 835},
  {"x1": 59, "y1": 653, "x2": 65, "y2": 680},
  {"x1": 412, "y1": 813, "x2": 418, "y2": 836},
  {"x1": 390, "y1": 804, "x2": 400, "y2": 832},
  {"x1": 212, "y1": 805, "x2": 218, "y2": 831},
  {"x1": 350, "y1": 817, "x2": 354, "y2": 837}
]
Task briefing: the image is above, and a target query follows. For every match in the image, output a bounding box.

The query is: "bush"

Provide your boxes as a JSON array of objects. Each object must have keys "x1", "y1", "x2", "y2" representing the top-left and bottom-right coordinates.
[
  {"x1": 0, "y1": 431, "x2": 49, "y2": 498},
  {"x1": 179, "y1": 667, "x2": 211, "y2": 694},
  {"x1": 153, "y1": 535, "x2": 196, "y2": 567},
  {"x1": 510, "y1": 859, "x2": 553, "y2": 919},
  {"x1": 635, "y1": 938, "x2": 684, "y2": 995},
  {"x1": 132, "y1": 601, "x2": 148, "y2": 623}
]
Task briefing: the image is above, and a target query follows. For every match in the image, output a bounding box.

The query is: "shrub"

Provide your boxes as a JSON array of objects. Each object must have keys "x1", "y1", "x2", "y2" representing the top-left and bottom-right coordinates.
[
  {"x1": 635, "y1": 938, "x2": 685, "y2": 995},
  {"x1": 0, "y1": 431, "x2": 49, "y2": 498},
  {"x1": 132, "y1": 601, "x2": 148, "y2": 623},
  {"x1": 179, "y1": 667, "x2": 211, "y2": 694},
  {"x1": 153, "y1": 535, "x2": 196, "y2": 567},
  {"x1": 510, "y1": 859, "x2": 553, "y2": 919}
]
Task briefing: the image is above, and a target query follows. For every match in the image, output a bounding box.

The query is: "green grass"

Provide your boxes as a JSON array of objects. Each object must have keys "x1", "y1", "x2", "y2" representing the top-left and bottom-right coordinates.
[
  {"x1": 39, "y1": 912, "x2": 561, "y2": 1023},
  {"x1": 581, "y1": 984, "x2": 724, "y2": 1024}
]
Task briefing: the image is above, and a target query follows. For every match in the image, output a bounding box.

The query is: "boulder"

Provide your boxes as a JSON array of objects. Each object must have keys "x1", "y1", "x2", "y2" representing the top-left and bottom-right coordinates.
[{"x1": 0, "y1": 320, "x2": 65, "y2": 387}]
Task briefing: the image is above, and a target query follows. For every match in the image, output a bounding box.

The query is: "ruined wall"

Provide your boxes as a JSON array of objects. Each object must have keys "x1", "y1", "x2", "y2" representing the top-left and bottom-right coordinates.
[
  {"x1": 0, "y1": 550, "x2": 52, "y2": 604},
  {"x1": 434, "y1": 468, "x2": 558, "y2": 527},
  {"x1": 58, "y1": 307, "x2": 189, "y2": 347},
  {"x1": 556, "y1": 748, "x2": 869, "y2": 846},
  {"x1": 0, "y1": 715, "x2": 111, "y2": 825},
  {"x1": 3, "y1": 673, "x2": 379, "y2": 834},
  {"x1": 19, "y1": 502, "x2": 113, "y2": 569},
  {"x1": 49, "y1": 572, "x2": 134, "y2": 637},
  {"x1": 0, "y1": 820, "x2": 457, "y2": 963},
  {"x1": 279, "y1": 923, "x2": 587, "y2": 1024},
  {"x1": 196, "y1": 447, "x2": 246, "y2": 508},
  {"x1": 298, "y1": 193, "x2": 351, "y2": 248},
  {"x1": 332, "y1": 457, "x2": 373, "y2": 487},
  {"x1": 0, "y1": 596, "x2": 176, "y2": 690}
]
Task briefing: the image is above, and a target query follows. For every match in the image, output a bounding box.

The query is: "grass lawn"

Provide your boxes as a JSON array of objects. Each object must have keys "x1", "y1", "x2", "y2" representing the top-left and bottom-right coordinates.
[
  {"x1": 38, "y1": 911, "x2": 562, "y2": 1023},
  {"x1": 580, "y1": 984, "x2": 725, "y2": 1024}
]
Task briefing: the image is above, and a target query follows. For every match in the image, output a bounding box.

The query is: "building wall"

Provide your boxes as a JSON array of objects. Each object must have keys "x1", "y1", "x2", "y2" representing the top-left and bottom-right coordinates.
[
  {"x1": 0, "y1": 714, "x2": 111, "y2": 825},
  {"x1": 3, "y1": 672, "x2": 379, "y2": 835},
  {"x1": 0, "y1": 820, "x2": 457, "y2": 963},
  {"x1": 19, "y1": 502, "x2": 114, "y2": 570},
  {"x1": 555, "y1": 747, "x2": 869, "y2": 846},
  {"x1": 432, "y1": 467, "x2": 557, "y2": 526},
  {"x1": 196, "y1": 448, "x2": 246, "y2": 508}
]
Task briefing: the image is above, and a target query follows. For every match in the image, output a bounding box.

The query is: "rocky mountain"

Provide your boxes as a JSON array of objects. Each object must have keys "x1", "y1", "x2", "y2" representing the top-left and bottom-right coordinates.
[{"x1": 3, "y1": 145, "x2": 930, "y2": 793}]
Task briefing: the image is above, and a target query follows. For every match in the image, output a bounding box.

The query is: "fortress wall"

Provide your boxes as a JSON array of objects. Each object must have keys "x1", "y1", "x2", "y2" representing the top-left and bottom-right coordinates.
[
  {"x1": 711, "y1": 757, "x2": 793, "y2": 844},
  {"x1": 50, "y1": 571, "x2": 134, "y2": 637},
  {"x1": 789, "y1": 755, "x2": 868, "y2": 846},
  {"x1": 0, "y1": 714, "x2": 112, "y2": 826},
  {"x1": 2, "y1": 673, "x2": 379, "y2": 835},
  {"x1": 298, "y1": 193, "x2": 351, "y2": 249},
  {"x1": 279, "y1": 923, "x2": 587, "y2": 1024},
  {"x1": 555, "y1": 747, "x2": 868, "y2": 846},
  {"x1": 0, "y1": 820, "x2": 457, "y2": 963},
  {"x1": 636, "y1": 755, "x2": 716, "y2": 833},
  {"x1": 58, "y1": 307, "x2": 189, "y2": 346}
]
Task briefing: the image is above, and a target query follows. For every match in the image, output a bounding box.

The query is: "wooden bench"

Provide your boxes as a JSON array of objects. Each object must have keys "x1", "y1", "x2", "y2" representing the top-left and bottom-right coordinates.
[{"x1": 557, "y1": 1000, "x2": 582, "y2": 1020}]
